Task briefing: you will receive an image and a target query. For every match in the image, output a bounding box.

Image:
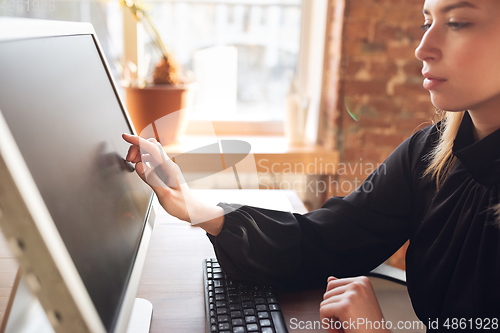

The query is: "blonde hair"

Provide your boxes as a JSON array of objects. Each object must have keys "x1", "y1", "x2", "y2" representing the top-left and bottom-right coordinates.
[
  {"x1": 424, "y1": 110, "x2": 500, "y2": 223},
  {"x1": 424, "y1": 110, "x2": 464, "y2": 188}
]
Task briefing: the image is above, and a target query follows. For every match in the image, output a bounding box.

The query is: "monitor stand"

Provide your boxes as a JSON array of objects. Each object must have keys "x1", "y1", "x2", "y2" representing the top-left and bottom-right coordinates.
[
  {"x1": 0, "y1": 271, "x2": 152, "y2": 333},
  {"x1": 125, "y1": 298, "x2": 153, "y2": 333}
]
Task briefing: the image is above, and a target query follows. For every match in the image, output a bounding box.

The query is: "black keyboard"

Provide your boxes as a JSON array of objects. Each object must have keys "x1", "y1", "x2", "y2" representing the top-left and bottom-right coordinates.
[{"x1": 203, "y1": 258, "x2": 288, "y2": 333}]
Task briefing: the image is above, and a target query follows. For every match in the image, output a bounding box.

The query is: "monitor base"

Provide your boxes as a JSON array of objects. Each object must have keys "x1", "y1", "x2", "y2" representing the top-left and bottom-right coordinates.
[{"x1": 126, "y1": 298, "x2": 153, "y2": 333}]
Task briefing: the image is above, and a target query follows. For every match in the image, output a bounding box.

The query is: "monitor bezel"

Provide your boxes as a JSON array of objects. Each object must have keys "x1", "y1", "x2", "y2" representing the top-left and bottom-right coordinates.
[{"x1": 0, "y1": 17, "x2": 155, "y2": 333}]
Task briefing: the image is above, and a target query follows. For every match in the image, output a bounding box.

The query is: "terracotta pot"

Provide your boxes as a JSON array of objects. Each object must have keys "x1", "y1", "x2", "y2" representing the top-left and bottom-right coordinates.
[{"x1": 124, "y1": 85, "x2": 193, "y2": 144}]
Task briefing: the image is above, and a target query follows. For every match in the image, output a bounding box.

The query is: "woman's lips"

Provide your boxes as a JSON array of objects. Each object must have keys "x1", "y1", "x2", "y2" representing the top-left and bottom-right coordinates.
[{"x1": 422, "y1": 73, "x2": 447, "y2": 90}]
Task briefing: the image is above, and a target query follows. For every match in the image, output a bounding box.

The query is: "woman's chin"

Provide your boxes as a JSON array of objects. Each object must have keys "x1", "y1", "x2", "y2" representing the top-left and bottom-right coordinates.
[{"x1": 430, "y1": 96, "x2": 467, "y2": 113}]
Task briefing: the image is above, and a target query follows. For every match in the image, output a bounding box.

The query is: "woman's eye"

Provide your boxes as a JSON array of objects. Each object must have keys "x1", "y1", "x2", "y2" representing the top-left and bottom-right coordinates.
[
  {"x1": 446, "y1": 22, "x2": 471, "y2": 30},
  {"x1": 420, "y1": 24, "x2": 432, "y2": 32}
]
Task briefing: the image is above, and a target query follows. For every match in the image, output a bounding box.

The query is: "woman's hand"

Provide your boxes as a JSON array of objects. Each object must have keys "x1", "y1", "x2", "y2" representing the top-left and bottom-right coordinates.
[
  {"x1": 320, "y1": 276, "x2": 391, "y2": 333},
  {"x1": 122, "y1": 133, "x2": 225, "y2": 235}
]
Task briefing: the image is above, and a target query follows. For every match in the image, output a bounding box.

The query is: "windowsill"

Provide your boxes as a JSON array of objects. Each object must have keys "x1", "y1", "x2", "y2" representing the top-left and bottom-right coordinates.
[
  {"x1": 185, "y1": 120, "x2": 285, "y2": 136},
  {"x1": 162, "y1": 134, "x2": 339, "y2": 175}
]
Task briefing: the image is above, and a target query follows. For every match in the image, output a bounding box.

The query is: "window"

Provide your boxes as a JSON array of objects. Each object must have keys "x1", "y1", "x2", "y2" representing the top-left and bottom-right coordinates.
[
  {"x1": 143, "y1": 0, "x2": 303, "y2": 122},
  {"x1": 133, "y1": 0, "x2": 327, "y2": 138}
]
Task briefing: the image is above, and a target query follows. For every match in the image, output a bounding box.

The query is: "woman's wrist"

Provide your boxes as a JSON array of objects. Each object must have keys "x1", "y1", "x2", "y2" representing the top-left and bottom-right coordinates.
[{"x1": 196, "y1": 206, "x2": 225, "y2": 236}]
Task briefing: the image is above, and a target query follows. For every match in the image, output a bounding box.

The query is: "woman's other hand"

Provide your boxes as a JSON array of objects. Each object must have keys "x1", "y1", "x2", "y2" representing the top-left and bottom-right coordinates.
[{"x1": 320, "y1": 276, "x2": 390, "y2": 333}]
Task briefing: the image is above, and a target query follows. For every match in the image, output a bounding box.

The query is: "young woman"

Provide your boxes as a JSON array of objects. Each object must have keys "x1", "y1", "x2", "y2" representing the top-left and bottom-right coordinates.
[{"x1": 123, "y1": 0, "x2": 500, "y2": 331}]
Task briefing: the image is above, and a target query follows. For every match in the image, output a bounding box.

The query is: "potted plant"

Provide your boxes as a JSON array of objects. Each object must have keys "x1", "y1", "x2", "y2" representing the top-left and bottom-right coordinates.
[{"x1": 120, "y1": 0, "x2": 194, "y2": 144}]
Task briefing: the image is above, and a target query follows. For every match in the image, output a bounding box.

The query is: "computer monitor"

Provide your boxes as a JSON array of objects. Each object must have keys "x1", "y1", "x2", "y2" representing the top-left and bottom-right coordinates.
[{"x1": 0, "y1": 18, "x2": 155, "y2": 332}]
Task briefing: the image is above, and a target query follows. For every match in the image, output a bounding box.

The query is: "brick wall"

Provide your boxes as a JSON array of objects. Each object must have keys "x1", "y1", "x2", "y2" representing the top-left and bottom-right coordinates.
[
  {"x1": 319, "y1": 0, "x2": 436, "y2": 269},
  {"x1": 321, "y1": 0, "x2": 435, "y2": 196}
]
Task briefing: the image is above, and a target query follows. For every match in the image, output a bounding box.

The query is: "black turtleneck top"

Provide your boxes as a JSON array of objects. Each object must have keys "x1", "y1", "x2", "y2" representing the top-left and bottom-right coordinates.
[{"x1": 207, "y1": 111, "x2": 500, "y2": 330}]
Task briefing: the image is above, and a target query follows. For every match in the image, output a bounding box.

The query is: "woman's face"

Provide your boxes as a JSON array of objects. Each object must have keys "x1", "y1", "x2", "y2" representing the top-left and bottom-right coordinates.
[{"x1": 415, "y1": 0, "x2": 500, "y2": 113}]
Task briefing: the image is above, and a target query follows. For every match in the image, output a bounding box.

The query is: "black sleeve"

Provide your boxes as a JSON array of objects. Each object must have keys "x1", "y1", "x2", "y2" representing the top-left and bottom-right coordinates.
[{"x1": 207, "y1": 127, "x2": 432, "y2": 288}]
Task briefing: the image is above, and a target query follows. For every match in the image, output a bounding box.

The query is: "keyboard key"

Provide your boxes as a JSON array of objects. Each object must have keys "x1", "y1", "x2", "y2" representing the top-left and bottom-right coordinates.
[
  {"x1": 229, "y1": 304, "x2": 241, "y2": 311},
  {"x1": 269, "y1": 304, "x2": 280, "y2": 311},
  {"x1": 256, "y1": 304, "x2": 267, "y2": 311},
  {"x1": 240, "y1": 296, "x2": 251, "y2": 301},
  {"x1": 217, "y1": 307, "x2": 228, "y2": 315},
  {"x1": 271, "y1": 311, "x2": 287, "y2": 333},
  {"x1": 258, "y1": 311, "x2": 269, "y2": 319},
  {"x1": 232, "y1": 318, "x2": 243, "y2": 326},
  {"x1": 230, "y1": 310, "x2": 242, "y2": 318},
  {"x1": 216, "y1": 301, "x2": 227, "y2": 307},
  {"x1": 210, "y1": 317, "x2": 217, "y2": 324},
  {"x1": 232, "y1": 326, "x2": 244, "y2": 333},
  {"x1": 260, "y1": 319, "x2": 271, "y2": 326},
  {"x1": 247, "y1": 323, "x2": 259, "y2": 331},
  {"x1": 254, "y1": 298, "x2": 265, "y2": 304},
  {"x1": 261, "y1": 328, "x2": 273, "y2": 333},
  {"x1": 218, "y1": 322, "x2": 230, "y2": 330},
  {"x1": 207, "y1": 268, "x2": 212, "y2": 273},
  {"x1": 210, "y1": 303, "x2": 214, "y2": 310},
  {"x1": 228, "y1": 297, "x2": 239, "y2": 304},
  {"x1": 214, "y1": 280, "x2": 223, "y2": 287},
  {"x1": 242, "y1": 301, "x2": 254, "y2": 309},
  {"x1": 218, "y1": 315, "x2": 229, "y2": 322},
  {"x1": 213, "y1": 273, "x2": 223, "y2": 279},
  {"x1": 212, "y1": 263, "x2": 220, "y2": 268},
  {"x1": 207, "y1": 273, "x2": 213, "y2": 279},
  {"x1": 211, "y1": 324, "x2": 217, "y2": 332},
  {"x1": 213, "y1": 267, "x2": 222, "y2": 273},
  {"x1": 267, "y1": 297, "x2": 278, "y2": 304},
  {"x1": 245, "y1": 316, "x2": 257, "y2": 324},
  {"x1": 208, "y1": 280, "x2": 213, "y2": 285},
  {"x1": 215, "y1": 288, "x2": 225, "y2": 294},
  {"x1": 215, "y1": 294, "x2": 226, "y2": 301},
  {"x1": 243, "y1": 309, "x2": 255, "y2": 316}
]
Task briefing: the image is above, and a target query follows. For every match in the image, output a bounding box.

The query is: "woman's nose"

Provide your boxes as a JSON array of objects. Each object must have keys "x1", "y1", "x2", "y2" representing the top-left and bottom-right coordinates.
[{"x1": 415, "y1": 26, "x2": 441, "y2": 62}]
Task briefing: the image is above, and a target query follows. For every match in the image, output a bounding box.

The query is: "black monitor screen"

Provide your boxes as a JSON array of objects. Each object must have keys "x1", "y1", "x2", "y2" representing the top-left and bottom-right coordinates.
[{"x1": 0, "y1": 34, "x2": 153, "y2": 331}]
